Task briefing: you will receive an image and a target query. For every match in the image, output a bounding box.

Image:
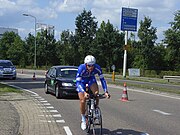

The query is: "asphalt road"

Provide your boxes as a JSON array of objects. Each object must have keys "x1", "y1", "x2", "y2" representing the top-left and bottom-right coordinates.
[{"x1": 1, "y1": 72, "x2": 180, "y2": 135}]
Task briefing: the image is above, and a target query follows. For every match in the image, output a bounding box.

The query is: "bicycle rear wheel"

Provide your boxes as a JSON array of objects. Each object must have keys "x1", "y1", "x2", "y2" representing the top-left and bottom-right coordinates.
[{"x1": 92, "y1": 107, "x2": 102, "y2": 135}]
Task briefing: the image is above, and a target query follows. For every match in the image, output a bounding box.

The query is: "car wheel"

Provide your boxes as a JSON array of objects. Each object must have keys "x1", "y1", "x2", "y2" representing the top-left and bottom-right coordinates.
[
  {"x1": 12, "y1": 77, "x2": 16, "y2": 80},
  {"x1": 44, "y1": 83, "x2": 49, "y2": 94},
  {"x1": 55, "y1": 85, "x2": 63, "y2": 99}
]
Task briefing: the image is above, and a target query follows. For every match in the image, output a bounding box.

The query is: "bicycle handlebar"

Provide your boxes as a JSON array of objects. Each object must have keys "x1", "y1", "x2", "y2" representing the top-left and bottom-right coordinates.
[{"x1": 86, "y1": 93, "x2": 106, "y2": 99}]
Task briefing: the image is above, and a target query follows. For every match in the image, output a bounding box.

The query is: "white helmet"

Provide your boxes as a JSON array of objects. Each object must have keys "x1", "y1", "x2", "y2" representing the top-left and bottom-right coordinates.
[{"x1": 84, "y1": 55, "x2": 96, "y2": 65}]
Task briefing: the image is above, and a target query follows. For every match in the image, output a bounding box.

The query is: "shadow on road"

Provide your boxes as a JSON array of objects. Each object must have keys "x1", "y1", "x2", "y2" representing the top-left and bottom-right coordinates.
[{"x1": 102, "y1": 128, "x2": 145, "y2": 135}]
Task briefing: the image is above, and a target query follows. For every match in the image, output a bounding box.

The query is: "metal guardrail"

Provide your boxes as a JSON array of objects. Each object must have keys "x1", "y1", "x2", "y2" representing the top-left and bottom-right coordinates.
[{"x1": 163, "y1": 76, "x2": 180, "y2": 82}]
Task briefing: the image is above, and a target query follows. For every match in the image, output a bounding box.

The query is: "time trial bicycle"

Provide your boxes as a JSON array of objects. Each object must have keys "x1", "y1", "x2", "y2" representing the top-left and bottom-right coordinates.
[{"x1": 85, "y1": 84, "x2": 105, "y2": 135}]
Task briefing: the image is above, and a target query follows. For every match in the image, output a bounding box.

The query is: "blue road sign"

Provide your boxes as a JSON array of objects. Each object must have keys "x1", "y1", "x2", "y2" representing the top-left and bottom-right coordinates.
[{"x1": 121, "y1": 7, "x2": 138, "y2": 31}]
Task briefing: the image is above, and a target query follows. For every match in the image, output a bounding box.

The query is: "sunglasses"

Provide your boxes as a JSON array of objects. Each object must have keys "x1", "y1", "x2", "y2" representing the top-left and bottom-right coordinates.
[{"x1": 87, "y1": 64, "x2": 94, "y2": 67}]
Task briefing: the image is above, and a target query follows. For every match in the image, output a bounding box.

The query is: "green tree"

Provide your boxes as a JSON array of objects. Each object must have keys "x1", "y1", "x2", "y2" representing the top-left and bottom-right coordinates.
[
  {"x1": 24, "y1": 33, "x2": 35, "y2": 67},
  {"x1": 135, "y1": 16, "x2": 157, "y2": 70},
  {"x1": 75, "y1": 9, "x2": 98, "y2": 63},
  {"x1": 94, "y1": 20, "x2": 124, "y2": 70},
  {"x1": 36, "y1": 30, "x2": 57, "y2": 68},
  {"x1": 164, "y1": 10, "x2": 180, "y2": 71},
  {"x1": 0, "y1": 32, "x2": 17, "y2": 60},
  {"x1": 7, "y1": 36, "x2": 26, "y2": 67},
  {"x1": 0, "y1": 32, "x2": 25, "y2": 66},
  {"x1": 57, "y1": 30, "x2": 76, "y2": 65}
]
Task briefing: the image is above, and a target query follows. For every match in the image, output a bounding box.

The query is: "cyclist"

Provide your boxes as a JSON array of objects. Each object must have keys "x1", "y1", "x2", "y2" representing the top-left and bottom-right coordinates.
[{"x1": 76, "y1": 55, "x2": 110, "y2": 130}]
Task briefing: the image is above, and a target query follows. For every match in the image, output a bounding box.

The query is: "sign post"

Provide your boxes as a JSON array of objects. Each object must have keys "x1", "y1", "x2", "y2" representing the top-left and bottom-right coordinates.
[
  {"x1": 121, "y1": 7, "x2": 138, "y2": 78},
  {"x1": 111, "y1": 65, "x2": 116, "y2": 82}
]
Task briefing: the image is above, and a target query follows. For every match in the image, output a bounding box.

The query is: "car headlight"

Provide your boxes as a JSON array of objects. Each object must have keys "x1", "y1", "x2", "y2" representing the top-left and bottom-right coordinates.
[
  {"x1": 13, "y1": 69, "x2": 16, "y2": 72},
  {"x1": 12, "y1": 68, "x2": 16, "y2": 72},
  {"x1": 62, "y1": 82, "x2": 73, "y2": 87}
]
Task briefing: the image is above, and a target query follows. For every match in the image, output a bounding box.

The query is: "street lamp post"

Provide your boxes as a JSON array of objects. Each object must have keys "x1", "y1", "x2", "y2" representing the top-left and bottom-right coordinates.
[{"x1": 23, "y1": 14, "x2": 37, "y2": 77}]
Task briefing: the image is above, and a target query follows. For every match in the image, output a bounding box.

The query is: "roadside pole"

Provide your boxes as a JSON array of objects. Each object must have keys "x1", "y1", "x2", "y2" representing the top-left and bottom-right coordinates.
[{"x1": 123, "y1": 31, "x2": 128, "y2": 78}]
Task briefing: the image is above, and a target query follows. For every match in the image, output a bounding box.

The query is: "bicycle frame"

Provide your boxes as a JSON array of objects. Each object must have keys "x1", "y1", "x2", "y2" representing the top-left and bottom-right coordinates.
[{"x1": 85, "y1": 84, "x2": 103, "y2": 135}]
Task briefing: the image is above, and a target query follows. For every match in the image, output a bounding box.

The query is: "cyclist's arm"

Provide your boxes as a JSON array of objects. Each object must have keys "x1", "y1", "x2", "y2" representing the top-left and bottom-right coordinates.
[
  {"x1": 99, "y1": 74, "x2": 108, "y2": 92},
  {"x1": 95, "y1": 65, "x2": 108, "y2": 93},
  {"x1": 99, "y1": 76, "x2": 110, "y2": 98},
  {"x1": 76, "y1": 65, "x2": 85, "y2": 93}
]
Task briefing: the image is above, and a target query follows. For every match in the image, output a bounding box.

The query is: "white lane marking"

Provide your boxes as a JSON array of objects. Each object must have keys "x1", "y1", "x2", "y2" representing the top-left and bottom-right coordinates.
[
  {"x1": 31, "y1": 94, "x2": 39, "y2": 97},
  {"x1": 141, "y1": 133, "x2": 150, "y2": 135},
  {"x1": 39, "y1": 106, "x2": 54, "y2": 109},
  {"x1": 56, "y1": 120, "x2": 65, "y2": 123},
  {"x1": 38, "y1": 98, "x2": 45, "y2": 100},
  {"x1": 42, "y1": 110, "x2": 58, "y2": 113},
  {"x1": 46, "y1": 106, "x2": 54, "y2": 109},
  {"x1": 38, "y1": 114, "x2": 62, "y2": 117},
  {"x1": 40, "y1": 100, "x2": 48, "y2": 103},
  {"x1": 38, "y1": 114, "x2": 51, "y2": 117},
  {"x1": 34, "y1": 96, "x2": 42, "y2": 99},
  {"x1": 63, "y1": 126, "x2": 73, "y2": 135},
  {"x1": 53, "y1": 114, "x2": 62, "y2": 117},
  {"x1": 43, "y1": 103, "x2": 51, "y2": 106},
  {"x1": 153, "y1": 109, "x2": 172, "y2": 115},
  {"x1": 40, "y1": 120, "x2": 65, "y2": 123},
  {"x1": 49, "y1": 110, "x2": 58, "y2": 113}
]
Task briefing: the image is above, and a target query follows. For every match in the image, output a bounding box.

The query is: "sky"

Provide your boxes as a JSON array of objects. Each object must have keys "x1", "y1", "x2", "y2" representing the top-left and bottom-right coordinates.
[{"x1": 0, "y1": 0, "x2": 179, "y2": 43}]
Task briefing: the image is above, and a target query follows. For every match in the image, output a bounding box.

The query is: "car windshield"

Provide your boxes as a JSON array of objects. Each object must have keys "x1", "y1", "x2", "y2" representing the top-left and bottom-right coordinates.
[
  {"x1": 0, "y1": 62, "x2": 13, "y2": 67},
  {"x1": 58, "y1": 68, "x2": 77, "y2": 78}
]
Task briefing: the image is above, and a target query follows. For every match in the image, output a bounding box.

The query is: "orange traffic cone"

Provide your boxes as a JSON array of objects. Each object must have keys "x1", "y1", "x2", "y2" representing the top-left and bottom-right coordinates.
[
  {"x1": 32, "y1": 72, "x2": 36, "y2": 80},
  {"x1": 121, "y1": 82, "x2": 128, "y2": 102}
]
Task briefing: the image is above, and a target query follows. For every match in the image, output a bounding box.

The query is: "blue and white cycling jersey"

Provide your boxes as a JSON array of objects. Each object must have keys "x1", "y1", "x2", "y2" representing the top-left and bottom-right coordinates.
[{"x1": 76, "y1": 64, "x2": 107, "y2": 93}]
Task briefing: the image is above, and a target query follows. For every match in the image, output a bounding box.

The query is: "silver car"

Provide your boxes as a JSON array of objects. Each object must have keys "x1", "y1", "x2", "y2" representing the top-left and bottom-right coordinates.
[{"x1": 0, "y1": 60, "x2": 16, "y2": 80}]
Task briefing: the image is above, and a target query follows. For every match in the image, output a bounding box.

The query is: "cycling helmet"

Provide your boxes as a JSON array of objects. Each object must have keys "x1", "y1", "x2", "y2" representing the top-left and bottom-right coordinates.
[{"x1": 84, "y1": 55, "x2": 96, "y2": 65}]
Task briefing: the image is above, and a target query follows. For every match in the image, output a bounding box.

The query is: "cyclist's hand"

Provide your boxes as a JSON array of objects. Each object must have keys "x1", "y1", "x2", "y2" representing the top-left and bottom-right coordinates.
[
  {"x1": 94, "y1": 91, "x2": 99, "y2": 96},
  {"x1": 84, "y1": 92, "x2": 89, "y2": 99},
  {"x1": 105, "y1": 92, "x2": 111, "y2": 99}
]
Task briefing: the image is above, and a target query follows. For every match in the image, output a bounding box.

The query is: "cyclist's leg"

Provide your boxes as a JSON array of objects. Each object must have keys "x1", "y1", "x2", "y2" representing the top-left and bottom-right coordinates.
[
  {"x1": 78, "y1": 92, "x2": 86, "y2": 115},
  {"x1": 77, "y1": 83, "x2": 87, "y2": 130},
  {"x1": 89, "y1": 77, "x2": 99, "y2": 106}
]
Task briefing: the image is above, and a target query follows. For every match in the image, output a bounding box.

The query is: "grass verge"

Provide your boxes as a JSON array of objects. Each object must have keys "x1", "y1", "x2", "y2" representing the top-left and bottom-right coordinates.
[
  {"x1": 0, "y1": 83, "x2": 22, "y2": 95},
  {"x1": 110, "y1": 81, "x2": 180, "y2": 95}
]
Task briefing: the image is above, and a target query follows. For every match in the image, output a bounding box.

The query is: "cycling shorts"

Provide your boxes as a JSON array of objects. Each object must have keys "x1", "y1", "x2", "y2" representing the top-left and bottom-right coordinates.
[{"x1": 76, "y1": 76, "x2": 97, "y2": 93}]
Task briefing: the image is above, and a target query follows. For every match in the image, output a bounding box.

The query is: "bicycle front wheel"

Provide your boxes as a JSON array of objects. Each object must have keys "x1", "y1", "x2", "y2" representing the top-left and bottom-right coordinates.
[
  {"x1": 92, "y1": 107, "x2": 102, "y2": 135},
  {"x1": 85, "y1": 103, "x2": 91, "y2": 133}
]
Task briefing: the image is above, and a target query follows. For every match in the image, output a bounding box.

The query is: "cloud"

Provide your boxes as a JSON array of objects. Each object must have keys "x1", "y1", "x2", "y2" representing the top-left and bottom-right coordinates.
[
  {"x1": 91, "y1": 8, "x2": 120, "y2": 28},
  {"x1": 16, "y1": 0, "x2": 34, "y2": 6},
  {"x1": 0, "y1": 0, "x2": 17, "y2": 16},
  {"x1": 0, "y1": 0, "x2": 179, "y2": 42},
  {"x1": 51, "y1": 0, "x2": 89, "y2": 13},
  {"x1": 156, "y1": 26, "x2": 168, "y2": 42}
]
